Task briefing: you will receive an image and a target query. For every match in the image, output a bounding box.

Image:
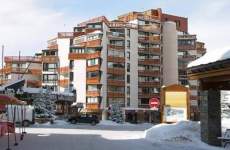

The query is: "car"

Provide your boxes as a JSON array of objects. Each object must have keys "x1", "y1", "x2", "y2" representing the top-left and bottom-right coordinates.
[{"x1": 68, "y1": 114, "x2": 99, "y2": 125}]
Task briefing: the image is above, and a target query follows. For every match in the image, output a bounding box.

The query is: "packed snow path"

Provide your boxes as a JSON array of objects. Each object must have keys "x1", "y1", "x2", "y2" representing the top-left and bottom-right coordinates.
[{"x1": 0, "y1": 121, "x2": 222, "y2": 150}]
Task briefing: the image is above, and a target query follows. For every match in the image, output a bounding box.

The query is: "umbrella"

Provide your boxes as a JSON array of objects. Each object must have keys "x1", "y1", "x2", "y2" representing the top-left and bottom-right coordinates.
[{"x1": 0, "y1": 94, "x2": 26, "y2": 105}]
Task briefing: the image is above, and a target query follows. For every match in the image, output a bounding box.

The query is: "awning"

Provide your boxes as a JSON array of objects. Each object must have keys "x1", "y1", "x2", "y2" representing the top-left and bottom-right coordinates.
[{"x1": 0, "y1": 94, "x2": 27, "y2": 105}]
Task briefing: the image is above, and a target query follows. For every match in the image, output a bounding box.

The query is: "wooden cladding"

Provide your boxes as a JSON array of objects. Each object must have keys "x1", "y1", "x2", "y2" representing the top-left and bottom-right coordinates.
[
  {"x1": 58, "y1": 79, "x2": 69, "y2": 87},
  {"x1": 58, "y1": 66, "x2": 69, "y2": 74},
  {"x1": 87, "y1": 77, "x2": 100, "y2": 84},
  {"x1": 29, "y1": 69, "x2": 42, "y2": 75},
  {"x1": 86, "y1": 91, "x2": 100, "y2": 97},
  {"x1": 86, "y1": 39, "x2": 102, "y2": 47},
  {"x1": 27, "y1": 80, "x2": 42, "y2": 88},
  {"x1": 138, "y1": 36, "x2": 161, "y2": 44},
  {"x1": 139, "y1": 48, "x2": 161, "y2": 54},
  {"x1": 138, "y1": 25, "x2": 161, "y2": 33},
  {"x1": 47, "y1": 44, "x2": 58, "y2": 50},
  {"x1": 87, "y1": 65, "x2": 100, "y2": 72},
  {"x1": 4, "y1": 56, "x2": 41, "y2": 63},
  {"x1": 107, "y1": 56, "x2": 125, "y2": 63},
  {"x1": 138, "y1": 59, "x2": 161, "y2": 65},
  {"x1": 42, "y1": 56, "x2": 59, "y2": 63},
  {"x1": 107, "y1": 44, "x2": 125, "y2": 51},
  {"x1": 107, "y1": 92, "x2": 125, "y2": 98},
  {"x1": 139, "y1": 81, "x2": 160, "y2": 87},
  {"x1": 138, "y1": 70, "x2": 160, "y2": 77},
  {"x1": 107, "y1": 79, "x2": 125, "y2": 87},
  {"x1": 69, "y1": 52, "x2": 101, "y2": 60},
  {"x1": 86, "y1": 103, "x2": 100, "y2": 110},
  {"x1": 107, "y1": 68, "x2": 125, "y2": 75}
]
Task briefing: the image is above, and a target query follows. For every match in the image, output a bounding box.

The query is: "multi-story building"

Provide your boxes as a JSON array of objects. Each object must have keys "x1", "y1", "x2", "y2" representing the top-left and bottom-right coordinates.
[
  {"x1": 42, "y1": 32, "x2": 73, "y2": 92},
  {"x1": 69, "y1": 9, "x2": 181, "y2": 122},
  {"x1": 0, "y1": 56, "x2": 42, "y2": 88}
]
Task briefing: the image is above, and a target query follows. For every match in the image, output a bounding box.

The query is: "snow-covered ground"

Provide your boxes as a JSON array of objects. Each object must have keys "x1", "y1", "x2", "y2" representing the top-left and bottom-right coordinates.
[{"x1": 0, "y1": 120, "x2": 227, "y2": 150}]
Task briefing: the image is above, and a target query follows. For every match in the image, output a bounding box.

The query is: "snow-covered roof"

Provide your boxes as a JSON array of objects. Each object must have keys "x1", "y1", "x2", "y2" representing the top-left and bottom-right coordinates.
[
  {"x1": 51, "y1": 91, "x2": 74, "y2": 96},
  {"x1": 188, "y1": 48, "x2": 230, "y2": 68},
  {"x1": 0, "y1": 78, "x2": 25, "y2": 91}
]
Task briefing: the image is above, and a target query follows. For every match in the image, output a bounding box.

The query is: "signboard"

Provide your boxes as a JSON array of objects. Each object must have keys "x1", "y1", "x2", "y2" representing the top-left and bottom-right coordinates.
[
  {"x1": 164, "y1": 106, "x2": 187, "y2": 122},
  {"x1": 149, "y1": 97, "x2": 160, "y2": 110}
]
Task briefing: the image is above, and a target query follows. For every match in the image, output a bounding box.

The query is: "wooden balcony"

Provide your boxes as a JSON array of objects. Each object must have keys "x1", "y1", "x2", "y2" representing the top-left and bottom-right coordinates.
[
  {"x1": 138, "y1": 70, "x2": 160, "y2": 77},
  {"x1": 86, "y1": 91, "x2": 100, "y2": 97},
  {"x1": 107, "y1": 79, "x2": 125, "y2": 87},
  {"x1": 178, "y1": 45, "x2": 196, "y2": 50},
  {"x1": 138, "y1": 36, "x2": 160, "y2": 44},
  {"x1": 0, "y1": 79, "x2": 8, "y2": 85},
  {"x1": 178, "y1": 55, "x2": 197, "y2": 62},
  {"x1": 29, "y1": 69, "x2": 42, "y2": 75},
  {"x1": 138, "y1": 93, "x2": 159, "y2": 99},
  {"x1": 107, "y1": 68, "x2": 125, "y2": 75},
  {"x1": 58, "y1": 66, "x2": 69, "y2": 74},
  {"x1": 4, "y1": 56, "x2": 41, "y2": 63},
  {"x1": 107, "y1": 44, "x2": 125, "y2": 51},
  {"x1": 0, "y1": 67, "x2": 12, "y2": 74},
  {"x1": 47, "y1": 44, "x2": 58, "y2": 50},
  {"x1": 42, "y1": 56, "x2": 59, "y2": 63},
  {"x1": 138, "y1": 59, "x2": 161, "y2": 65},
  {"x1": 138, "y1": 25, "x2": 161, "y2": 33},
  {"x1": 86, "y1": 103, "x2": 100, "y2": 110},
  {"x1": 58, "y1": 79, "x2": 69, "y2": 87},
  {"x1": 86, "y1": 39, "x2": 102, "y2": 47},
  {"x1": 138, "y1": 81, "x2": 160, "y2": 87},
  {"x1": 107, "y1": 32, "x2": 125, "y2": 40},
  {"x1": 107, "y1": 92, "x2": 125, "y2": 98},
  {"x1": 27, "y1": 80, "x2": 42, "y2": 88},
  {"x1": 68, "y1": 52, "x2": 101, "y2": 60},
  {"x1": 87, "y1": 77, "x2": 100, "y2": 84},
  {"x1": 107, "y1": 56, "x2": 125, "y2": 63},
  {"x1": 87, "y1": 65, "x2": 100, "y2": 72}
]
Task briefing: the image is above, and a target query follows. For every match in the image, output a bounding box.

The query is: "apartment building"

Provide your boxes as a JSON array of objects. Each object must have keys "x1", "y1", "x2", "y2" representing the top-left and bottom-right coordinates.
[
  {"x1": 0, "y1": 56, "x2": 42, "y2": 88},
  {"x1": 42, "y1": 32, "x2": 73, "y2": 92},
  {"x1": 68, "y1": 9, "x2": 182, "y2": 122}
]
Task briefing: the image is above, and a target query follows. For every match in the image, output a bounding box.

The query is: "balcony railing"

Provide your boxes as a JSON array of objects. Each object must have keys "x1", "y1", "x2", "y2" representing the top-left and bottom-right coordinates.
[
  {"x1": 107, "y1": 32, "x2": 125, "y2": 40},
  {"x1": 138, "y1": 47, "x2": 161, "y2": 55},
  {"x1": 138, "y1": 70, "x2": 160, "y2": 77},
  {"x1": 68, "y1": 52, "x2": 101, "y2": 60},
  {"x1": 86, "y1": 103, "x2": 100, "y2": 110},
  {"x1": 58, "y1": 79, "x2": 69, "y2": 87},
  {"x1": 87, "y1": 65, "x2": 100, "y2": 72},
  {"x1": 138, "y1": 25, "x2": 161, "y2": 33},
  {"x1": 87, "y1": 77, "x2": 100, "y2": 84},
  {"x1": 138, "y1": 59, "x2": 161, "y2": 65},
  {"x1": 4, "y1": 56, "x2": 41, "y2": 63},
  {"x1": 107, "y1": 92, "x2": 125, "y2": 98},
  {"x1": 86, "y1": 91, "x2": 101, "y2": 97},
  {"x1": 86, "y1": 39, "x2": 102, "y2": 47},
  {"x1": 42, "y1": 56, "x2": 59, "y2": 63},
  {"x1": 107, "y1": 68, "x2": 125, "y2": 75},
  {"x1": 138, "y1": 81, "x2": 160, "y2": 87},
  {"x1": 58, "y1": 66, "x2": 69, "y2": 74},
  {"x1": 107, "y1": 44, "x2": 125, "y2": 51},
  {"x1": 107, "y1": 56, "x2": 125, "y2": 63},
  {"x1": 107, "y1": 79, "x2": 125, "y2": 87},
  {"x1": 138, "y1": 36, "x2": 160, "y2": 44}
]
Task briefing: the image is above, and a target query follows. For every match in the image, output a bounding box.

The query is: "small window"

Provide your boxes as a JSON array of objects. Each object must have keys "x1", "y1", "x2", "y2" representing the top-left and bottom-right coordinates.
[
  {"x1": 127, "y1": 63, "x2": 130, "y2": 72},
  {"x1": 127, "y1": 40, "x2": 130, "y2": 48},
  {"x1": 127, "y1": 75, "x2": 130, "y2": 83},
  {"x1": 127, "y1": 29, "x2": 130, "y2": 37}
]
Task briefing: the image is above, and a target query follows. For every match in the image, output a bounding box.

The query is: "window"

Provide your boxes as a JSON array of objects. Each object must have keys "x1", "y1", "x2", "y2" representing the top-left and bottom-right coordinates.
[
  {"x1": 87, "y1": 97, "x2": 98, "y2": 103},
  {"x1": 70, "y1": 72, "x2": 73, "y2": 81},
  {"x1": 87, "y1": 58, "x2": 99, "y2": 66},
  {"x1": 43, "y1": 63, "x2": 57, "y2": 72},
  {"x1": 127, "y1": 75, "x2": 130, "y2": 83},
  {"x1": 87, "y1": 71, "x2": 100, "y2": 78},
  {"x1": 107, "y1": 74, "x2": 124, "y2": 80},
  {"x1": 127, "y1": 29, "x2": 130, "y2": 37},
  {"x1": 108, "y1": 62, "x2": 125, "y2": 68},
  {"x1": 127, "y1": 52, "x2": 130, "y2": 60},
  {"x1": 108, "y1": 50, "x2": 124, "y2": 57},
  {"x1": 87, "y1": 85, "x2": 98, "y2": 91},
  {"x1": 127, "y1": 40, "x2": 130, "y2": 48},
  {"x1": 127, "y1": 86, "x2": 130, "y2": 96},
  {"x1": 108, "y1": 86, "x2": 125, "y2": 93},
  {"x1": 43, "y1": 74, "x2": 57, "y2": 83},
  {"x1": 127, "y1": 63, "x2": 130, "y2": 72},
  {"x1": 69, "y1": 60, "x2": 74, "y2": 69}
]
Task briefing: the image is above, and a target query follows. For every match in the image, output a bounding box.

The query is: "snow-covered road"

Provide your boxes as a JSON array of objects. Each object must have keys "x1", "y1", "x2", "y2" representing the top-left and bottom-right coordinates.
[{"x1": 0, "y1": 121, "x2": 223, "y2": 150}]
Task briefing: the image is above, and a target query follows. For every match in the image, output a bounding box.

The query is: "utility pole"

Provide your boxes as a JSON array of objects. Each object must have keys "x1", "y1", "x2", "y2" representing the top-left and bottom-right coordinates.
[
  {"x1": 1, "y1": 45, "x2": 4, "y2": 85},
  {"x1": 18, "y1": 50, "x2": 21, "y2": 79}
]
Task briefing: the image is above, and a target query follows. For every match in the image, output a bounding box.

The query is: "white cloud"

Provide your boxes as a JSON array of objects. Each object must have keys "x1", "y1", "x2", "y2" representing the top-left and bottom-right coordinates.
[{"x1": 0, "y1": 0, "x2": 77, "y2": 59}]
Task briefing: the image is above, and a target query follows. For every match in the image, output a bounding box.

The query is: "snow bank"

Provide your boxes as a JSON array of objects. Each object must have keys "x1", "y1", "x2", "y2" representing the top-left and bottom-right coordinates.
[
  {"x1": 145, "y1": 121, "x2": 200, "y2": 143},
  {"x1": 222, "y1": 118, "x2": 230, "y2": 132}
]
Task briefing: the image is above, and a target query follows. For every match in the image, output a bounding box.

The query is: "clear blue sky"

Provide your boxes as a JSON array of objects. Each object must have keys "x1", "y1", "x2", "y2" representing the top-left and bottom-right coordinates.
[{"x1": 0, "y1": 0, "x2": 230, "y2": 58}]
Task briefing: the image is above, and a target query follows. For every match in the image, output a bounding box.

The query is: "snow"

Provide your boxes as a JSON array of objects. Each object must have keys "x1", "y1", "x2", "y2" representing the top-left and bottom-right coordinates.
[
  {"x1": 22, "y1": 87, "x2": 43, "y2": 93},
  {"x1": 98, "y1": 120, "x2": 134, "y2": 126},
  {"x1": 188, "y1": 48, "x2": 230, "y2": 68},
  {"x1": 145, "y1": 121, "x2": 221, "y2": 150},
  {"x1": 222, "y1": 118, "x2": 230, "y2": 132}
]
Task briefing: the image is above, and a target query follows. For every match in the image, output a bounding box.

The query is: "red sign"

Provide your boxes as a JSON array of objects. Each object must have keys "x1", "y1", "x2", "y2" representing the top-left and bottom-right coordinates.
[{"x1": 149, "y1": 97, "x2": 160, "y2": 109}]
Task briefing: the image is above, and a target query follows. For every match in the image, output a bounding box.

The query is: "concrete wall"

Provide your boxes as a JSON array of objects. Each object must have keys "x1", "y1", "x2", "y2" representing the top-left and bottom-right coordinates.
[
  {"x1": 127, "y1": 28, "x2": 138, "y2": 108},
  {"x1": 73, "y1": 60, "x2": 86, "y2": 106},
  {"x1": 162, "y1": 21, "x2": 178, "y2": 86}
]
